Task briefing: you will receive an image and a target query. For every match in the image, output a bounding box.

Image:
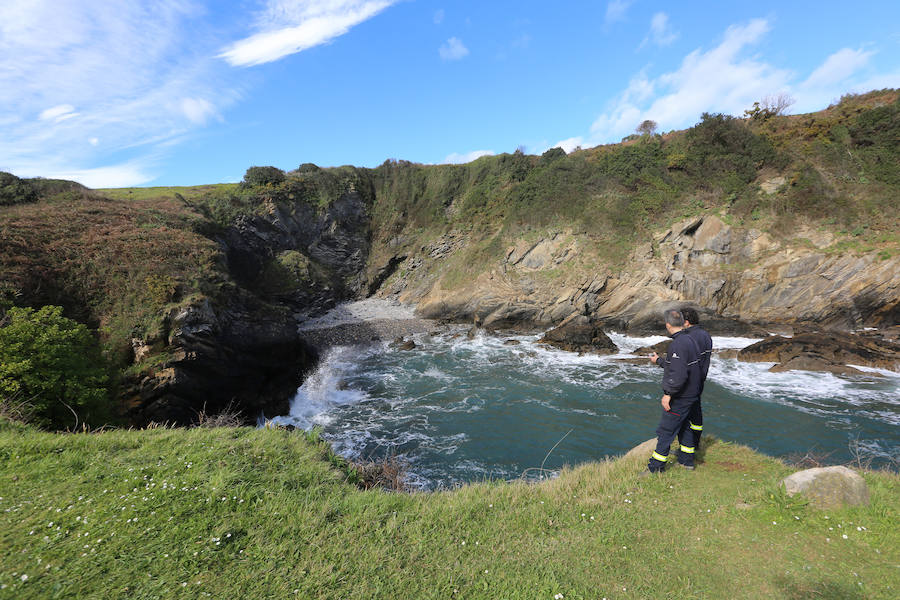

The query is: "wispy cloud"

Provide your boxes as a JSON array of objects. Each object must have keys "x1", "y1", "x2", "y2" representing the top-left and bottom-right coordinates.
[
  {"x1": 443, "y1": 149, "x2": 493, "y2": 164},
  {"x1": 439, "y1": 37, "x2": 469, "y2": 61},
  {"x1": 640, "y1": 12, "x2": 678, "y2": 48},
  {"x1": 433, "y1": 9, "x2": 445, "y2": 25},
  {"x1": 220, "y1": 0, "x2": 398, "y2": 67},
  {"x1": 802, "y1": 47, "x2": 874, "y2": 89},
  {"x1": 548, "y1": 137, "x2": 584, "y2": 154},
  {"x1": 591, "y1": 19, "x2": 790, "y2": 142},
  {"x1": 0, "y1": 0, "x2": 234, "y2": 187},
  {"x1": 47, "y1": 162, "x2": 156, "y2": 189},
  {"x1": 555, "y1": 19, "x2": 895, "y2": 151},
  {"x1": 39, "y1": 105, "x2": 80, "y2": 123},
  {"x1": 605, "y1": 0, "x2": 634, "y2": 25}
]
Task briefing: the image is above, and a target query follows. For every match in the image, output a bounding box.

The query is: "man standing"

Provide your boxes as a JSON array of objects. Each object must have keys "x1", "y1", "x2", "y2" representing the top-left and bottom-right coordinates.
[
  {"x1": 646, "y1": 309, "x2": 702, "y2": 473},
  {"x1": 680, "y1": 307, "x2": 712, "y2": 457}
]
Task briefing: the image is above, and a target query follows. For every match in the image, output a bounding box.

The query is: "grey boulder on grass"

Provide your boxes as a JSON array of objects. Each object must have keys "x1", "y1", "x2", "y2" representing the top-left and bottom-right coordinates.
[{"x1": 782, "y1": 466, "x2": 870, "y2": 509}]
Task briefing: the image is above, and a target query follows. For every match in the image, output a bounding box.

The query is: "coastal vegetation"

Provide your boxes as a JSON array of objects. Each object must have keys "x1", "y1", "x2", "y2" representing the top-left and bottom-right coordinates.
[
  {"x1": 1, "y1": 422, "x2": 897, "y2": 599},
  {"x1": 0, "y1": 90, "x2": 899, "y2": 598},
  {"x1": 0, "y1": 90, "x2": 900, "y2": 400}
]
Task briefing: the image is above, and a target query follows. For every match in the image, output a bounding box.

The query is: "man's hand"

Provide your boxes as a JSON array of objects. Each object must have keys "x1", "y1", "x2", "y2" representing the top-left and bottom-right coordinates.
[
  {"x1": 649, "y1": 352, "x2": 659, "y2": 365},
  {"x1": 661, "y1": 394, "x2": 671, "y2": 411}
]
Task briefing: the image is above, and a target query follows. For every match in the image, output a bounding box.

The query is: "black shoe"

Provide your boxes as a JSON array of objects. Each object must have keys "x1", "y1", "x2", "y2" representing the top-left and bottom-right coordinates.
[
  {"x1": 639, "y1": 469, "x2": 661, "y2": 478},
  {"x1": 679, "y1": 463, "x2": 695, "y2": 470}
]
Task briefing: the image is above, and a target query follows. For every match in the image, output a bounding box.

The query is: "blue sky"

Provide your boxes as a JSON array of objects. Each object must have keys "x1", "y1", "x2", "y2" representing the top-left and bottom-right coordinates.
[{"x1": 2, "y1": 1, "x2": 898, "y2": 188}]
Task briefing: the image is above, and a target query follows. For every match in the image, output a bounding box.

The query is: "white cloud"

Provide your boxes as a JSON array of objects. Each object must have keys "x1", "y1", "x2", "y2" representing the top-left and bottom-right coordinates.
[
  {"x1": 0, "y1": 1, "x2": 236, "y2": 187},
  {"x1": 548, "y1": 137, "x2": 584, "y2": 154},
  {"x1": 220, "y1": 0, "x2": 397, "y2": 67},
  {"x1": 434, "y1": 9, "x2": 445, "y2": 25},
  {"x1": 591, "y1": 19, "x2": 790, "y2": 142},
  {"x1": 180, "y1": 97, "x2": 218, "y2": 125},
  {"x1": 44, "y1": 162, "x2": 155, "y2": 188},
  {"x1": 39, "y1": 104, "x2": 79, "y2": 123},
  {"x1": 439, "y1": 37, "x2": 469, "y2": 61},
  {"x1": 605, "y1": 0, "x2": 634, "y2": 25},
  {"x1": 443, "y1": 149, "x2": 494, "y2": 164},
  {"x1": 802, "y1": 47, "x2": 874, "y2": 89},
  {"x1": 641, "y1": 12, "x2": 678, "y2": 48}
]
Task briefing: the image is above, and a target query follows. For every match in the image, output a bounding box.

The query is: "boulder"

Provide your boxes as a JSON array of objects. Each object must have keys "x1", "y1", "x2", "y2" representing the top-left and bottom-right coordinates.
[
  {"x1": 739, "y1": 332, "x2": 900, "y2": 374},
  {"x1": 624, "y1": 438, "x2": 658, "y2": 460},
  {"x1": 539, "y1": 319, "x2": 617, "y2": 354},
  {"x1": 391, "y1": 337, "x2": 416, "y2": 351},
  {"x1": 781, "y1": 466, "x2": 870, "y2": 509},
  {"x1": 634, "y1": 339, "x2": 671, "y2": 356}
]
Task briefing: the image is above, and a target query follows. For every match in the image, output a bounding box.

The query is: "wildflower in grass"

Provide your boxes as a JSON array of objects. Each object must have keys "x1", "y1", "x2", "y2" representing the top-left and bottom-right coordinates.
[
  {"x1": 842, "y1": 534, "x2": 848, "y2": 539},
  {"x1": 554, "y1": 594, "x2": 564, "y2": 599},
  {"x1": 20, "y1": 574, "x2": 28, "y2": 582}
]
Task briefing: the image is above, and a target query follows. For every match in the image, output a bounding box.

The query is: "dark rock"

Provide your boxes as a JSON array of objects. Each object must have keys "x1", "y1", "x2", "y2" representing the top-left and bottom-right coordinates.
[
  {"x1": 768, "y1": 357, "x2": 867, "y2": 376},
  {"x1": 128, "y1": 292, "x2": 316, "y2": 427},
  {"x1": 716, "y1": 349, "x2": 739, "y2": 360},
  {"x1": 467, "y1": 326, "x2": 479, "y2": 340},
  {"x1": 503, "y1": 339, "x2": 521, "y2": 346},
  {"x1": 738, "y1": 332, "x2": 900, "y2": 374},
  {"x1": 634, "y1": 339, "x2": 671, "y2": 356},
  {"x1": 539, "y1": 321, "x2": 618, "y2": 354},
  {"x1": 397, "y1": 339, "x2": 416, "y2": 351}
]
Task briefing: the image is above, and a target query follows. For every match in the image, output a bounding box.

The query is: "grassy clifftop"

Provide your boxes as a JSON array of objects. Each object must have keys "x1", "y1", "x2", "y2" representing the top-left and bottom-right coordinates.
[{"x1": 0, "y1": 421, "x2": 897, "y2": 599}]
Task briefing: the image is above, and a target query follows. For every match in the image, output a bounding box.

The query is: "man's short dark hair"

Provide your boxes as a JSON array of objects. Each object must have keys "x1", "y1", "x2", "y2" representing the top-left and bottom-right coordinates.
[
  {"x1": 664, "y1": 309, "x2": 684, "y2": 327},
  {"x1": 681, "y1": 307, "x2": 700, "y2": 325}
]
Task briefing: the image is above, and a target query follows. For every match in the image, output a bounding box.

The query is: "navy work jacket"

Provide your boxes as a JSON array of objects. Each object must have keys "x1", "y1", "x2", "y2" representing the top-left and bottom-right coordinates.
[
  {"x1": 685, "y1": 325, "x2": 713, "y2": 393},
  {"x1": 661, "y1": 329, "x2": 702, "y2": 399}
]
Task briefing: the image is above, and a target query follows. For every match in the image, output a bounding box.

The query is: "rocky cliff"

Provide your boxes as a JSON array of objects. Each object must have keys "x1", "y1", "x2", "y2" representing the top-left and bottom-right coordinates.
[{"x1": 378, "y1": 213, "x2": 899, "y2": 335}]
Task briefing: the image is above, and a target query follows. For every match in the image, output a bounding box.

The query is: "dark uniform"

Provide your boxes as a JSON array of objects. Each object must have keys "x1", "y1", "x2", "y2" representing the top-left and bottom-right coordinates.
[
  {"x1": 648, "y1": 329, "x2": 702, "y2": 472},
  {"x1": 683, "y1": 325, "x2": 712, "y2": 453}
]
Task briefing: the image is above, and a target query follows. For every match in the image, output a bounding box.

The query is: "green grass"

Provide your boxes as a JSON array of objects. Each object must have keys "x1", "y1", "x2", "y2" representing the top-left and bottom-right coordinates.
[
  {"x1": 1, "y1": 423, "x2": 897, "y2": 599},
  {"x1": 97, "y1": 184, "x2": 239, "y2": 202}
]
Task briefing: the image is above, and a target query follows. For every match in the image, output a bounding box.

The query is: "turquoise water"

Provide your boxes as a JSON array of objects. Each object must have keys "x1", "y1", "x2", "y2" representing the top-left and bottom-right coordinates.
[{"x1": 275, "y1": 329, "x2": 900, "y2": 489}]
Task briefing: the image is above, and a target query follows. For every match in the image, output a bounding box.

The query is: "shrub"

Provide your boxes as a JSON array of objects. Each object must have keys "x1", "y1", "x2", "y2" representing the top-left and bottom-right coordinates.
[
  {"x1": 684, "y1": 112, "x2": 778, "y2": 184},
  {"x1": 0, "y1": 306, "x2": 109, "y2": 428},
  {"x1": 242, "y1": 166, "x2": 286, "y2": 187},
  {"x1": 0, "y1": 172, "x2": 38, "y2": 206}
]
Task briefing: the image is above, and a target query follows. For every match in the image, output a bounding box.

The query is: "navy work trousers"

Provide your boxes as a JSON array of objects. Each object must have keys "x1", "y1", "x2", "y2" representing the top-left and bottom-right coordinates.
[{"x1": 648, "y1": 396, "x2": 701, "y2": 472}]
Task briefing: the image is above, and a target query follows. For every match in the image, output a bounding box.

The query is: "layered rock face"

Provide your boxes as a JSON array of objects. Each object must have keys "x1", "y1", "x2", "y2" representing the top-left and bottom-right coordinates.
[{"x1": 386, "y1": 216, "x2": 900, "y2": 335}]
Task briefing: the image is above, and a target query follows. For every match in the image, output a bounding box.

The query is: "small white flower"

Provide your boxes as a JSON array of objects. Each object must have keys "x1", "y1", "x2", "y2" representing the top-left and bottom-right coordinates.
[
  {"x1": 20, "y1": 574, "x2": 28, "y2": 582},
  {"x1": 842, "y1": 534, "x2": 848, "y2": 539}
]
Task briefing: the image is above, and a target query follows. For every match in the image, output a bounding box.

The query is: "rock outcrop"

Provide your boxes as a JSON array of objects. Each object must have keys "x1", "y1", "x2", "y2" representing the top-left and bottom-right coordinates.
[
  {"x1": 383, "y1": 215, "x2": 900, "y2": 337},
  {"x1": 782, "y1": 466, "x2": 870, "y2": 509},
  {"x1": 538, "y1": 317, "x2": 618, "y2": 354},
  {"x1": 738, "y1": 332, "x2": 900, "y2": 375},
  {"x1": 124, "y1": 293, "x2": 316, "y2": 426}
]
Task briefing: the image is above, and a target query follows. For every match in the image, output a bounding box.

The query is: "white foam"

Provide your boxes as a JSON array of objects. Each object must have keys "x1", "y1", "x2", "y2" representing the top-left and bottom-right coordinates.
[{"x1": 847, "y1": 364, "x2": 900, "y2": 378}]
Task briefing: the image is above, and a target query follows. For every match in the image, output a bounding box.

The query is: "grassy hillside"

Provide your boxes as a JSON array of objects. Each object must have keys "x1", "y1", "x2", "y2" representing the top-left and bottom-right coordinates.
[{"x1": 0, "y1": 421, "x2": 897, "y2": 599}]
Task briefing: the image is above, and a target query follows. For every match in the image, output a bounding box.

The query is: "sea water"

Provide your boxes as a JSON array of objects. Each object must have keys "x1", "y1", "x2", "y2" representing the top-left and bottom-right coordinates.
[{"x1": 274, "y1": 328, "x2": 900, "y2": 489}]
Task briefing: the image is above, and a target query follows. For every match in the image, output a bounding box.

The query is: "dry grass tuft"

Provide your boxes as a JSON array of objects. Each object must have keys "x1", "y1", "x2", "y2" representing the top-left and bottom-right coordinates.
[
  {"x1": 194, "y1": 401, "x2": 244, "y2": 428},
  {"x1": 351, "y1": 452, "x2": 409, "y2": 492}
]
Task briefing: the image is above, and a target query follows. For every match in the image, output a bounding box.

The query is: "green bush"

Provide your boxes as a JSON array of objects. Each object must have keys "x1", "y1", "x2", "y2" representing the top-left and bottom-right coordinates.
[
  {"x1": 0, "y1": 172, "x2": 38, "y2": 206},
  {"x1": 242, "y1": 166, "x2": 286, "y2": 187},
  {"x1": 0, "y1": 306, "x2": 109, "y2": 428},
  {"x1": 684, "y1": 113, "x2": 779, "y2": 185}
]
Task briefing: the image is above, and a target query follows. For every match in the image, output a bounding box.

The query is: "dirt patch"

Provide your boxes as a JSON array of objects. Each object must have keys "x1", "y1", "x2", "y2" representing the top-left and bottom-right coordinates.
[{"x1": 717, "y1": 461, "x2": 752, "y2": 472}]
